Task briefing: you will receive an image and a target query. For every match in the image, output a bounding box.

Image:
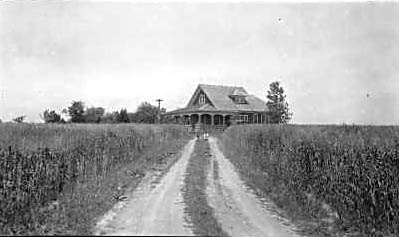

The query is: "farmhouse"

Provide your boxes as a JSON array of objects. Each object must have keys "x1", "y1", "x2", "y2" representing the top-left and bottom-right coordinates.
[{"x1": 164, "y1": 84, "x2": 268, "y2": 131}]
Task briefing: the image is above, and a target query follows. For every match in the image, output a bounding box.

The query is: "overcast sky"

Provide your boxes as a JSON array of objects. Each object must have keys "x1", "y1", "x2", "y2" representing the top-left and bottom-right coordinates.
[{"x1": 0, "y1": 1, "x2": 398, "y2": 124}]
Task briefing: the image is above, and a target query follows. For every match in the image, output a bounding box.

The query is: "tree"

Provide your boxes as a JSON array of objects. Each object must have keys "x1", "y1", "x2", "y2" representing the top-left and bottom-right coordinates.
[
  {"x1": 84, "y1": 107, "x2": 105, "y2": 123},
  {"x1": 42, "y1": 109, "x2": 61, "y2": 123},
  {"x1": 117, "y1": 108, "x2": 129, "y2": 123},
  {"x1": 135, "y1": 102, "x2": 158, "y2": 124},
  {"x1": 266, "y1": 81, "x2": 292, "y2": 124},
  {"x1": 100, "y1": 112, "x2": 118, "y2": 124},
  {"x1": 67, "y1": 101, "x2": 85, "y2": 123},
  {"x1": 13, "y1": 116, "x2": 26, "y2": 123},
  {"x1": 127, "y1": 112, "x2": 138, "y2": 123}
]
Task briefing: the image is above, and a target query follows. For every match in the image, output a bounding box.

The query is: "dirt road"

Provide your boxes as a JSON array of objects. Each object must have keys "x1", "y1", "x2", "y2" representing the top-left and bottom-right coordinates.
[
  {"x1": 95, "y1": 139, "x2": 196, "y2": 236},
  {"x1": 95, "y1": 137, "x2": 298, "y2": 236},
  {"x1": 207, "y1": 137, "x2": 298, "y2": 237}
]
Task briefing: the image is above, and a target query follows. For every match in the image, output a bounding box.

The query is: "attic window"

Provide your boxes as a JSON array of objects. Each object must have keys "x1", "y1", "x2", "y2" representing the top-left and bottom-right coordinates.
[
  {"x1": 237, "y1": 96, "x2": 246, "y2": 104},
  {"x1": 231, "y1": 95, "x2": 247, "y2": 104},
  {"x1": 199, "y1": 94, "x2": 206, "y2": 105}
]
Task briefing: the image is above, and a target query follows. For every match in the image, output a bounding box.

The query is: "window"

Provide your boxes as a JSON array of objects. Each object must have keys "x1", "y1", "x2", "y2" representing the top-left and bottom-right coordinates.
[
  {"x1": 199, "y1": 94, "x2": 206, "y2": 105},
  {"x1": 231, "y1": 96, "x2": 246, "y2": 104}
]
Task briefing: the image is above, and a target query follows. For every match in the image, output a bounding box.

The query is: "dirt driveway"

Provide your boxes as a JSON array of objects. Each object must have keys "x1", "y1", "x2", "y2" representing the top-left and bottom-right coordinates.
[
  {"x1": 95, "y1": 137, "x2": 298, "y2": 236},
  {"x1": 207, "y1": 137, "x2": 298, "y2": 237},
  {"x1": 95, "y1": 139, "x2": 196, "y2": 236}
]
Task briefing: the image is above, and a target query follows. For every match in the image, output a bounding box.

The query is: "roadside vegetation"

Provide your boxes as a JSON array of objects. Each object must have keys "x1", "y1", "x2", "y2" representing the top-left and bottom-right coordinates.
[
  {"x1": 183, "y1": 139, "x2": 227, "y2": 236},
  {"x1": 219, "y1": 124, "x2": 399, "y2": 236},
  {"x1": 40, "y1": 100, "x2": 169, "y2": 124},
  {"x1": 0, "y1": 123, "x2": 189, "y2": 235}
]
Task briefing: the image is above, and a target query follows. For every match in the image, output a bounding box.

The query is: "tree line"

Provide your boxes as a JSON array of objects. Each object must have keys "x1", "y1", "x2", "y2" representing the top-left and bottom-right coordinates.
[
  {"x1": 42, "y1": 101, "x2": 167, "y2": 124},
  {"x1": 2, "y1": 81, "x2": 292, "y2": 124}
]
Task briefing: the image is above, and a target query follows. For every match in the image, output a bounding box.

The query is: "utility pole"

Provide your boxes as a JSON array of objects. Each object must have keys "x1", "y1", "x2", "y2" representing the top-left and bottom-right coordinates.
[{"x1": 156, "y1": 99, "x2": 163, "y2": 124}]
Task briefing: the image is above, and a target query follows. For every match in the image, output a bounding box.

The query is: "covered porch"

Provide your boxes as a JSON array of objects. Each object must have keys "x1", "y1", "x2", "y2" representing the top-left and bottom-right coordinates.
[{"x1": 167, "y1": 112, "x2": 267, "y2": 132}]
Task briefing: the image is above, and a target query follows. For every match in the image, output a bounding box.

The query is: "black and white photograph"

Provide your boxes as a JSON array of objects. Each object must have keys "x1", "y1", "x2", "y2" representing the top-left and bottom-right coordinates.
[{"x1": 0, "y1": 0, "x2": 398, "y2": 236}]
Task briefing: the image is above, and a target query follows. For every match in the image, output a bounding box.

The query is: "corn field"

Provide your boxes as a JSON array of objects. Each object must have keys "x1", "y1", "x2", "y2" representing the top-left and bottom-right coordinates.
[
  {"x1": 221, "y1": 124, "x2": 399, "y2": 235},
  {"x1": 0, "y1": 123, "x2": 188, "y2": 234}
]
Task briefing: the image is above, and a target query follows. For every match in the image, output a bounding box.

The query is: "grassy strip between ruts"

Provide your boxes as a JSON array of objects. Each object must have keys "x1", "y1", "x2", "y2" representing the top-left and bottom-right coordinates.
[
  {"x1": 33, "y1": 137, "x2": 190, "y2": 235},
  {"x1": 183, "y1": 139, "x2": 228, "y2": 237}
]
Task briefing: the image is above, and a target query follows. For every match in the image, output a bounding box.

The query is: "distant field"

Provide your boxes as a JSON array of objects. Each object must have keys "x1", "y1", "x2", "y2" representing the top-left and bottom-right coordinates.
[
  {"x1": 220, "y1": 124, "x2": 399, "y2": 236},
  {"x1": 0, "y1": 123, "x2": 189, "y2": 235}
]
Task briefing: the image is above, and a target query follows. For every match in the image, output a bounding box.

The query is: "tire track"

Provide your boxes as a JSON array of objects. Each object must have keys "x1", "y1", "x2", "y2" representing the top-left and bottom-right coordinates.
[
  {"x1": 94, "y1": 139, "x2": 196, "y2": 236},
  {"x1": 207, "y1": 137, "x2": 299, "y2": 237}
]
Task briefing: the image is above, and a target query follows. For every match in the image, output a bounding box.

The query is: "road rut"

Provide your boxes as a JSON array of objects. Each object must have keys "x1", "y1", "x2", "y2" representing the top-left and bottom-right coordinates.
[
  {"x1": 95, "y1": 139, "x2": 196, "y2": 236},
  {"x1": 207, "y1": 137, "x2": 298, "y2": 237},
  {"x1": 95, "y1": 137, "x2": 299, "y2": 236}
]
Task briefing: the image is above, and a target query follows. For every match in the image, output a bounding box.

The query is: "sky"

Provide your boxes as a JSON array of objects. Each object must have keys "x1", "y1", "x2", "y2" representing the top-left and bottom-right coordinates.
[{"x1": 0, "y1": 1, "x2": 398, "y2": 124}]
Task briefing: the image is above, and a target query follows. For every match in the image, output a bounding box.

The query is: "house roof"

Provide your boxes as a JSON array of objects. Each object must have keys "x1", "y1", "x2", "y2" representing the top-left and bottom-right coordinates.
[
  {"x1": 230, "y1": 88, "x2": 248, "y2": 96},
  {"x1": 167, "y1": 84, "x2": 267, "y2": 115}
]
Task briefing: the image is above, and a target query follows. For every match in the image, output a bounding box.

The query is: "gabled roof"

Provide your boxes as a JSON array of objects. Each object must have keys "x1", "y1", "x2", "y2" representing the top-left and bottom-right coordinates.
[{"x1": 167, "y1": 84, "x2": 267, "y2": 115}]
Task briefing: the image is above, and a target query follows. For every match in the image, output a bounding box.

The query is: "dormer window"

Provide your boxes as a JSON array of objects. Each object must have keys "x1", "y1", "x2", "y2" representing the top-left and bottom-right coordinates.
[
  {"x1": 230, "y1": 95, "x2": 247, "y2": 104},
  {"x1": 237, "y1": 96, "x2": 246, "y2": 104},
  {"x1": 229, "y1": 88, "x2": 248, "y2": 104},
  {"x1": 199, "y1": 94, "x2": 206, "y2": 105}
]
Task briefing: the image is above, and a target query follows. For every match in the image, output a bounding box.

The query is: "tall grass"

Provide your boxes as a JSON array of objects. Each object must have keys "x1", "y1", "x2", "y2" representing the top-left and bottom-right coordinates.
[
  {"x1": 220, "y1": 124, "x2": 399, "y2": 235},
  {"x1": 0, "y1": 123, "x2": 188, "y2": 234}
]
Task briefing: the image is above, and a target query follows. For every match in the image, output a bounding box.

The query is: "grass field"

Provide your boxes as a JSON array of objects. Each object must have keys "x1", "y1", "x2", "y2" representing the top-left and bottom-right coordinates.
[
  {"x1": 219, "y1": 124, "x2": 399, "y2": 236},
  {"x1": 0, "y1": 123, "x2": 189, "y2": 235}
]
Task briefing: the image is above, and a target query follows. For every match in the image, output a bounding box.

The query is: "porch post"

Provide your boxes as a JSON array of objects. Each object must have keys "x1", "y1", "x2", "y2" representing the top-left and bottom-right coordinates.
[{"x1": 211, "y1": 114, "x2": 214, "y2": 126}]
